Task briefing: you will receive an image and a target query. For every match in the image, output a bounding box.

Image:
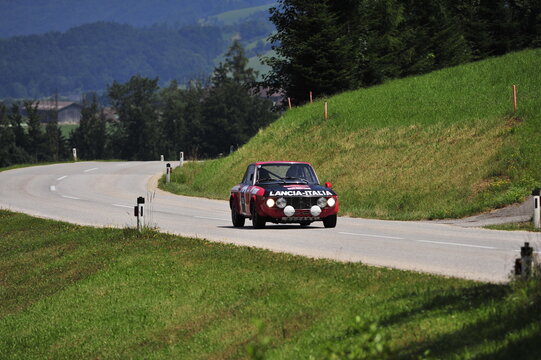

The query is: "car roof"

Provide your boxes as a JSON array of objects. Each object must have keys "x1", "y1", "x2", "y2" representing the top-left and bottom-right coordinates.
[{"x1": 252, "y1": 161, "x2": 312, "y2": 166}]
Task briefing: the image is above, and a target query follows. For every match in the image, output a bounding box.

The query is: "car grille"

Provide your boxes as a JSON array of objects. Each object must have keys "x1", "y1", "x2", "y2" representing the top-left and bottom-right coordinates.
[{"x1": 285, "y1": 197, "x2": 319, "y2": 209}]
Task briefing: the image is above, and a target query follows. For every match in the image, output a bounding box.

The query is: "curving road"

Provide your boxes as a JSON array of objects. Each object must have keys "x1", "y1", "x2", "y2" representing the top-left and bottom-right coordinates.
[{"x1": 0, "y1": 161, "x2": 538, "y2": 283}]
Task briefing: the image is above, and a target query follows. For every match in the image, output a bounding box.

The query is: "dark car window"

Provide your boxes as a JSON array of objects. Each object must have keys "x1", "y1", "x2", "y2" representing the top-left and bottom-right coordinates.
[
  {"x1": 242, "y1": 165, "x2": 255, "y2": 185},
  {"x1": 257, "y1": 163, "x2": 319, "y2": 185}
]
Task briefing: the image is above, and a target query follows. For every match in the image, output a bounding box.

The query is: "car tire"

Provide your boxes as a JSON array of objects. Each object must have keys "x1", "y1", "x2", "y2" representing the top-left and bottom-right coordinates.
[
  {"x1": 323, "y1": 214, "x2": 337, "y2": 228},
  {"x1": 251, "y1": 205, "x2": 266, "y2": 229},
  {"x1": 231, "y1": 205, "x2": 245, "y2": 227}
]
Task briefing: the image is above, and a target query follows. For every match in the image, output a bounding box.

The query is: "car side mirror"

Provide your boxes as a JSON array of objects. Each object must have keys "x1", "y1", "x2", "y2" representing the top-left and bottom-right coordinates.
[{"x1": 325, "y1": 181, "x2": 333, "y2": 189}]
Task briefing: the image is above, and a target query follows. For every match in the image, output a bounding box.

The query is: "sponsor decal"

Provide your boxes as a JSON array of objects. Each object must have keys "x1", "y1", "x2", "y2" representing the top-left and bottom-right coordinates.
[
  {"x1": 269, "y1": 190, "x2": 333, "y2": 196},
  {"x1": 284, "y1": 185, "x2": 311, "y2": 190}
]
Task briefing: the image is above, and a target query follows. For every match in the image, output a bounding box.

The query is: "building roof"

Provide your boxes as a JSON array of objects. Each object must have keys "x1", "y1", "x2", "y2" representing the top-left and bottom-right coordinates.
[{"x1": 35, "y1": 100, "x2": 82, "y2": 111}]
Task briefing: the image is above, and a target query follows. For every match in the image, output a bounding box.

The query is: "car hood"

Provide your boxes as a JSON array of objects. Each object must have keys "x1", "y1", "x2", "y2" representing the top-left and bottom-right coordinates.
[{"x1": 261, "y1": 183, "x2": 337, "y2": 197}]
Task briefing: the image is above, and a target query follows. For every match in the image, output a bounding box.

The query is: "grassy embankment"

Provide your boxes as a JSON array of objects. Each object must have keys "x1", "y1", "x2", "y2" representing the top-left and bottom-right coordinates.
[
  {"x1": 1, "y1": 209, "x2": 540, "y2": 359},
  {"x1": 162, "y1": 49, "x2": 541, "y2": 220}
]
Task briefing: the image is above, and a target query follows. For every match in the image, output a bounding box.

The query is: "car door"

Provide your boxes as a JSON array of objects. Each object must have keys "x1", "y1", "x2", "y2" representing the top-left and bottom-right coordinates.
[{"x1": 240, "y1": 165, "x2": 255, "y2": 215}]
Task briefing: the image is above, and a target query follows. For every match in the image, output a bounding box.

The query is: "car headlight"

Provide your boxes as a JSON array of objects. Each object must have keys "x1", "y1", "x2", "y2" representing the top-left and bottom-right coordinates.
[
  {"x1": 317, "y1": 197, "x2": 327, "y2": 208},
  {"x1": 327, "y1": 197, "x2": 336, "y2": 207},
  {"x1": 276, "y1": 197, "x2": 287, "y2": 209},
  {"x1": 266, "y1": 198, "x2": 275, "y2": 208}
]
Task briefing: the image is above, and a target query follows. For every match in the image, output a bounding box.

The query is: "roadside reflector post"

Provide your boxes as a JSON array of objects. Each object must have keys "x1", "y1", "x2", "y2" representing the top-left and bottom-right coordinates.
[
  {"x1": 521, "y1": 242, "x2": 534, "y2": 279},
  {"x1": 533, "y1": 188, "x2": 540, "y2": 229},
  {"x1": 166, "y1": 163, "x2": 171, "y2": 184},
  {"x1": 160, "y1": 155, "x2": 164, "y2": 162},
  {"x1": 134, "y1": 196, "x2": 145, "y2": 232},
  {"x1": 512, "y1": 85, "x2": 517, "y2": 112},
  {"x1": 72, "y1": 148, "x2": 77, "y2": 161},
  {"x1": 179, "y1": 151, "x2": 184, "y2": 167},
  {"x1": 514, "y1": 258, "x2": 522, "y2": 277},
  {"x1": 324, "y1": 102, "x2": 328, "y2": 120}
]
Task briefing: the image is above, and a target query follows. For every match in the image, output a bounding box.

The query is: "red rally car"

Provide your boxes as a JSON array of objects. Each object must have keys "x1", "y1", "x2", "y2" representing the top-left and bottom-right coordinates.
[{"x1": 230, "y1": 161, "x2": 339, "y2": 228}]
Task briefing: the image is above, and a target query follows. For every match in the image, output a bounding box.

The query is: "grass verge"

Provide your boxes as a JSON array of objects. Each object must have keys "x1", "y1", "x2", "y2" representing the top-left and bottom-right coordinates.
[
  {"x1": 1, "y1": 209, "x2": 540, "y2": 359},
  {"x1": 161, "y1": 49, "x2": 541, "y2": 220},
  {"x1": 486, "y1": 221, "x2": 541, "y2": 232}
]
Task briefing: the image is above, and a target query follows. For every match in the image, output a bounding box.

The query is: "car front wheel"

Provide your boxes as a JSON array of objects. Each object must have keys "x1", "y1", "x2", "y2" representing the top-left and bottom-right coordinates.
[
  {"x1": 323, "y1": 214, "x2": 337, "y2": 228},
  {"x1": 251, "y1": 205, "x2": 266, "y2": 229}
]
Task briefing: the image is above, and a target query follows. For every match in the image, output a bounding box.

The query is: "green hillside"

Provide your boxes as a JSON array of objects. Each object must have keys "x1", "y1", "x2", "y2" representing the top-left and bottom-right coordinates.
[
  {"x1": 163, "y1": 49, "x2": 541, "y2": 220},
  {"x1": 210, "y1": 3, "x2": 274, "y2": 25}
]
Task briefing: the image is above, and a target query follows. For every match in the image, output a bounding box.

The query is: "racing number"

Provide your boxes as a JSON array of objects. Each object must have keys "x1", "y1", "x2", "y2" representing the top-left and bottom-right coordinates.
[{"x1": 240, "y1": 187, "x2": 247, "y2": 213}]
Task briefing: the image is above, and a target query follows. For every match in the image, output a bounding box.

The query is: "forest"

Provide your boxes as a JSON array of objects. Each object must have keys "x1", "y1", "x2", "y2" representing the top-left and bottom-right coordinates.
[
  {"x1": 1, "y1": 0, "x2": 539, "y2": 165},
  {"x1": 264, "y1": 0, "x2": 541, "y2": 103},
  {"x1": 0, "y1": 19, "x2": 273, "y2": 99},
  {"x1": 0, "y1": 42, "x2": 277, "y2": 166}
]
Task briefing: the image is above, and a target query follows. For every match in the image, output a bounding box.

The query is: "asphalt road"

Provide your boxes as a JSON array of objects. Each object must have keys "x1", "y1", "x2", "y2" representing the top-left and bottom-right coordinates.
[{"x1": 1, "y1": 161, "x2": 538, "y2": 283}]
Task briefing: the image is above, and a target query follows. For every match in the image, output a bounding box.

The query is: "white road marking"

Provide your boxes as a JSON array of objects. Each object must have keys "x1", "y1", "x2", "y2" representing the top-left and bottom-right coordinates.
[
  {"x1": 61, "y1": 195, "x2": 80, "y2": 200},
  {"x1": 339, "y1": 232, "x2": 404, "y2": 240},
  {"x1": 112, "y1": 204, "x2": 132, "y2": 209},
  {"x1": 416, "y1": 240, "x2": 496, "y2": 249},
  {"x1": 194, "y1": 216, "x2": 229, "y2": 221},
  {"x1": 84, "y1": 168, "x2": 98, "y2": 173},
  {"x1": 50, "y1": 185, "x2": 56, "y2": 191},
  {"x1": 57, "y1": 176, "x2": 67, "y2": 181}
]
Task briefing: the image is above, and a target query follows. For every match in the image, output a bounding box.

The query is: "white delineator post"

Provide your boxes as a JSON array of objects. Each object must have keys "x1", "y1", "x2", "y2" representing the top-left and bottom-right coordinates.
[
  {"x1": 72, "y1": 148, "x2": 77, "y2": 161},
  {"x1": 166, "y1": 163, "x2": 171, "y2": 184},
  {"x1": 533, "y1": 188, "x2": 540, "y2": 229},
  {"x1": 160, "y1": 155, "x2": 164, "y2": 162},
  {"x1": 179, "y1": 152, "x2": 184, "y2": 167},
  {"x1": 134, "y1": 196, "x2": 145, "y2": 231}
]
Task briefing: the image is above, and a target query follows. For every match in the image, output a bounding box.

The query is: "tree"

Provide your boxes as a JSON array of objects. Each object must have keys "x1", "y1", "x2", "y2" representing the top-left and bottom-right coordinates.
[
  {"x1": 159, "y1": 80, "x2": 187, "y2": 160},
  {"x1": 203, "y1": 41, "x2": 276, "y2": 156},
  {"x1": 354, "y1": 0, "x2": 409, "y2": 85},
  {"x1": 24, "y1": 100, "x2": 46, "y2": 162},
  {"x1": 0, "y1": 102, "x2": 15, "y2": 167},
  {"x1": 108, "y1": 75, "x2": 161, "y2": 160},
  {"x1": 265, "y1": 0, "x2": 356, "y2": 102},
  {"x1": 71, "y1": 94, "x2": 106, "y2": 159},
  {"x1": 180, "y1": 81, "x2": 206, "y2": 158},
  {"x1": 43, "y1": 96, "x2": 65, "y2": 162},
  {"x1": 8, "y1": 103, "x2": 30, "y2": 160}
]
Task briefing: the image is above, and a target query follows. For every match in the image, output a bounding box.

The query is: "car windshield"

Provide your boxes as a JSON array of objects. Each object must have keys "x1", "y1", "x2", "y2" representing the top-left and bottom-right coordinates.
[{"x1": 256, "y1": 163, "x2": 319, "y2": 185}]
